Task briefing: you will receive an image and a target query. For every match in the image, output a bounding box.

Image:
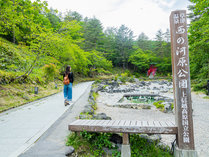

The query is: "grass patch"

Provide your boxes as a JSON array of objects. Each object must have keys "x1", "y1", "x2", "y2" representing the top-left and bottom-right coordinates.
[
  {"x1": 203, "y1": 96, "x2": 209, "y2": 99},
  {"x1": 0, "y1": 81, "x2": 62, "y2": 112},
  {"x1": 66, "y1": 132, "x2": 120, "y2": 157},
  {"x1": 130, "y1": 134, "x2": 172, "y2": 157},
  {"x1": 66, "y1": 132, "x2": 172, "y2": 157},
  {"x1": 153, "y1": 101, "x2": 165, "y2": 111},
  {"x1": 92, "y1": 92, "x2": 99, "y2": 100}
]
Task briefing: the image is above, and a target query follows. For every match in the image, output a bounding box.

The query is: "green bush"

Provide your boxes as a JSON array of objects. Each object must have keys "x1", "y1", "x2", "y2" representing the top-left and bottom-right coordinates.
[
  {"x1": 153, "y1": 101, "x2": 165, "y2": 111},
  {"x1": 43, "y1": 63, "x2": 58, "y2": 81},
  {"x1": 66, "y1": 132, "x2": 172, "y2": 157},
  {"x1": 94, "y1": 79, "x2": 102, "y2": 84},
  {"x1": 192, "y1": 79, "x2": 208, "y2": 94},
  {"x1": 66, "y1": 132, "x2": 120, "y2": 156},
  {"x1": 119, "y1": 72, "x2": 129, "y2": 83},
  {"x1": 130, "y1": 134, "x2": 172, "y2": 157},
  {"x1": 128, "y1": 76, "x2": 135, "y2": 82},
  {"x1": 114, "y1": 75, "x2": 118, "y2": 81}
]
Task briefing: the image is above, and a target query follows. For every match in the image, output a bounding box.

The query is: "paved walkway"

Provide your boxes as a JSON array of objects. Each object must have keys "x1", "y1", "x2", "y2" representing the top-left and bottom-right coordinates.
[{"x1": 0, "y1": 82, "x2": 93, "y2": 157}]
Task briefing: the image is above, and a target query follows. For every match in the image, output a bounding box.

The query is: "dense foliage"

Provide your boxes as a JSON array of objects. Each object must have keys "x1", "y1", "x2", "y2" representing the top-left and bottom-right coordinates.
[
  {"x1": 66, "y1": 132, "x2": 172, "y2": 157},
  {"x1": 188, "y1": 0, "x2": 209, "y2": 93},
  {"x1": 0, "y1": 0, "x2": 208, "y2": 94},
  {"x1": 0, "y1": 0, "x2": 112, "y2": 84}
]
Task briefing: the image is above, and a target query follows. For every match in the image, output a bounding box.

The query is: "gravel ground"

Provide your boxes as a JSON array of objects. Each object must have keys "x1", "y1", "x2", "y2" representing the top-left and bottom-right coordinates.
[{"x1": 95, "y1": 82, "x2": 209, "y2": 157}]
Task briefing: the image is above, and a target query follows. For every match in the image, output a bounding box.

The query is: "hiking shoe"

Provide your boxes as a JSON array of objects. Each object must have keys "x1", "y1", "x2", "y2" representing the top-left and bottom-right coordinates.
[{"x1": 64, "y1": 99, "x2": 68, "y2": 106}]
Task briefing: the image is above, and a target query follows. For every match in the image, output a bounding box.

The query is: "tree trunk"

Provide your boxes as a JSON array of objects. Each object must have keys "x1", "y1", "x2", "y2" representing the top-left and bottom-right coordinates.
[
  {"x1": 11, "y1": 53, "x2": 40, "y2": 82},
  {"x1": 12, "y1": 0, "x2": 15, "y2": 44},
  {"x1": 13, "y1": 25, "x2": 15, "y2": 44}
]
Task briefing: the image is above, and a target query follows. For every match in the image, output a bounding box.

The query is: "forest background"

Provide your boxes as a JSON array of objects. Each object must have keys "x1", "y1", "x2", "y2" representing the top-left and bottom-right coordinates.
[{"x1": 0, "y1": 0, "x2": 208, "y2": 111}]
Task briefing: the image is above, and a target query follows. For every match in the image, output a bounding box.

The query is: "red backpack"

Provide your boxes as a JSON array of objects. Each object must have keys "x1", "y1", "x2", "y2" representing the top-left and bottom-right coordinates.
[{"x1": 63, "y1": 74, "x2": 70, "y2": 85}]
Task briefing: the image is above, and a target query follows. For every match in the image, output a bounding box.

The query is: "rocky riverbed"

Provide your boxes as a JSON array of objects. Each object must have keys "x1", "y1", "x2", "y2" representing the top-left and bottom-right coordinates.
[{"x1": 92, "y1": 79, "x2": 209, "y2": 157}]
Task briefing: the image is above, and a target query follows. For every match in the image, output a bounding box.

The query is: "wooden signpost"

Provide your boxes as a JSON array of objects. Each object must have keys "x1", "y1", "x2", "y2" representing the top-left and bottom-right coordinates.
[{"x1": 170, "y1": 10, "x2": 197, "y2": 156}]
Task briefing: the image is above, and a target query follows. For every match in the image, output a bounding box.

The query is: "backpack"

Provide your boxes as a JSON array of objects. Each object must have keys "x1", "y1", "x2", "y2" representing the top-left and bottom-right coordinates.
[{"x1": 63, "y1": 74, "x2": 70, "y2": 85}]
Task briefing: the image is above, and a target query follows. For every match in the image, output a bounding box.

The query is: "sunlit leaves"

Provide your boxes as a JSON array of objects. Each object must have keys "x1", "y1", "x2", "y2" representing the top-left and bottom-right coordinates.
[{"x1": 188, "y1": 0, "x2": 209, "y2": 80}]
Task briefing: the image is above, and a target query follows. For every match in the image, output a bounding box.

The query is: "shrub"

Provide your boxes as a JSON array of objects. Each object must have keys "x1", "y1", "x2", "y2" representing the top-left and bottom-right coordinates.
[
  {"x1": 153, "y1": 101, "x2": 165, "y2": 111},
  {"x1": 66, "y1": 132, "x2": 172, "y2": 157},
  {"x1": 130, "y1": 134, "x2": 172, "y2": 157},
  {"x1": 128, "y1": 76, "x2": 135, "y2": 82},
  {"x1": 66, "y1": 132, "x2": 120, "y2": 156},
  {"x1": 114, "y1": 75, "x2": 118, "y2": 81},
  {"x1": 192, "y1": 79, "x2": 208, "y2": 94},
  {"x1": 119, "y1": 72, "x2": 129, "y2": 83},
  {"x1": 43, "y1": 63, "x2": 58, "y2": 81}
]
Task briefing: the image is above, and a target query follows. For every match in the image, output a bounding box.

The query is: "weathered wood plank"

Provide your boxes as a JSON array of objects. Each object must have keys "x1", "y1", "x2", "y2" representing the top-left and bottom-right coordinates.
[
  {"x1": 102, "y1": 120, "x2": 111, "y2": 126},
  {"x1": 130, "y1": 120, "x2": 137, "y2": 126},
  {"x1": 82, "y1": 120, "x2": 91, "y2": 125},
  {"x1": 118, "y1": 120, "x2": 126, "y2": 126},
  {"x1": 159, "y1": 121, "x2": 167, "y2": 127},
  {"x1": 113, "y1": 120, "x2": 121, "y2": 126},
  {"x1": 69, "y1": 120, "x2": 178, "y2": 134},
  {"x1": 87, "y1": 120, "x2": 97, "y2": 126},
  {"x1": 124, "y1": 120, "x2": 131, "y2": 126},
  {"x1": 142, "y1": 121, "x2": 148, "y2": 127},
  {"x1": 147, "y1": 121, "x2": 154, "y2": 127},
  {"x1": 116, "y1": 120, "x2": 121, "y2": 126},
  {"x1": 70, "y1": 119, "x2": 82, "y2": 125},
  {"x1": 166, "y1": 121, "x2": 174, "y2": 127},
  {"x1": 136, "y1": 121, "x2": 142, "y2": 127},
  {"x1": 94, "y1": 120, "x2": 103, "y2": 126},
  {"x1": 153, "y1": 121, "x2": 161, "y2": 127},
  {"x1": 107, "y1": 120, "x2": 116, "y2": 126}
]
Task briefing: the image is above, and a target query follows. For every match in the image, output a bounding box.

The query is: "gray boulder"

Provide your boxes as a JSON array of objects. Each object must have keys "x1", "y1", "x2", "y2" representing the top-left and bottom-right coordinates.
[
  {"x1": 93, "y1": 113, "x2": 111, "y2": 120},
  {"x1": 83, "y1": 105, "x2": 94, "y2": 114},
  {"x1": 157, "y1": 142, "x2": 171, "y2": 152},
  {"x1": 65, "y1": 146, "x2": 74, "y2": 156},
  {"x1": 163, "y1": 102, "x2": 173, "y2": 113}
]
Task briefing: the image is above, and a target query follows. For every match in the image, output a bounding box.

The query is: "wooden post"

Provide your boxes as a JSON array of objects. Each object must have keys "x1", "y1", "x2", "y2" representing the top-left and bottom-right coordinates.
[
  {"x1": 170, "y1": 10, "x2": 195, "y2": 150},
  {"x1": 123, "y1": 133, "x2": 129, "y2": 145},
  {"x1": 122, "y1": 133, "x2": 131, "y2": 157}
]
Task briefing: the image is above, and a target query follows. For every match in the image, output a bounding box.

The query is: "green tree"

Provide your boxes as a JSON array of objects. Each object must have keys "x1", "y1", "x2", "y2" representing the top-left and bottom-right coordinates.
[
  {"x1": 64, "y1": 11, "x2": 83, "y2": 22},
  {"x1": 188, "y1": 0, "x2": 209, "y2": 80},
  {"x1": 129, "y1": 48, "x2": 155, "y2": 73},
  {"x1": 47, "y1": 8, "x2": 61, "y2": 30},
  {"x1": 82, "y1": 17, "x2": 104, "y2": 51},
  {"x1": 87, "y1": 50, "x2": 112, "y2": 76},
  {"x1": 136, "y1": 32, "x2": 150, "y2": 51},
  {"x1": 0, "y1": 0, "x2": 52, "y2": 44},
  {"x1": 115, "y1": 25, "x2": 134, "y2": 69},
  {"x1": 103, "y1": 27, "x2": 117, "y2": 62},
  {"x1": 154, "y1": 29, "x2": 164, "y2": 57}
]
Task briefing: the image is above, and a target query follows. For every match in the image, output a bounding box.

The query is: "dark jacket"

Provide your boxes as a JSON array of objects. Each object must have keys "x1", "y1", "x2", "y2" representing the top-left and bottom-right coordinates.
[{"x1": 63, "y1": 72, "x2": 74, "y2": 83}]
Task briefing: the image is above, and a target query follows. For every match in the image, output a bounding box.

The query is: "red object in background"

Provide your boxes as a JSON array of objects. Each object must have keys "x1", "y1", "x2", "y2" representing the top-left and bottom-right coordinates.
[{"x1": 147, "y1": 65, "x2": 157, "y2": 76}]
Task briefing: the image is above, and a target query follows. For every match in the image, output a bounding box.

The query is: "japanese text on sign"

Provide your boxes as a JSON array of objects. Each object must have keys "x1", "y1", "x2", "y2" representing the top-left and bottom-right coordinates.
[{"x1": 173, "y1": 12, "x2": 190, "y2": 143}]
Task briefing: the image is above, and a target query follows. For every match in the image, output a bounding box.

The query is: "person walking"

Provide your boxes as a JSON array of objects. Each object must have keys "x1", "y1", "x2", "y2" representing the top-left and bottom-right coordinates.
[{"x1": 63, "y1": 65, "x2": 74, "y2": 106}]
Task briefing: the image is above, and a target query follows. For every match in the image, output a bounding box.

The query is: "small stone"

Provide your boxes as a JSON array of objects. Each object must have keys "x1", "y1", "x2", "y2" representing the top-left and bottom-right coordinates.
[
  {"x1": 65, "y1": 146, "x2": 74, "y2": 156},
  {"x1": 93, "y1": 113, "x2": 111, "y2": 120},
  {"x1": 83, "y1": 105, "x2": 94, "y2": 114},
  {"x1": 157, "y1": 142, "x2": 170, "y2": 152},
  {"x1": 149, "y1": 134, "x2": 161, "y2": 143}
]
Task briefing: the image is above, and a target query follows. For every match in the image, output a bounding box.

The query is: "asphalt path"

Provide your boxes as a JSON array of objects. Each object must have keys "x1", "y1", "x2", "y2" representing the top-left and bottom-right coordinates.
[{"x1": 0, "y1": 81, "x2": 93, "y2": 157}]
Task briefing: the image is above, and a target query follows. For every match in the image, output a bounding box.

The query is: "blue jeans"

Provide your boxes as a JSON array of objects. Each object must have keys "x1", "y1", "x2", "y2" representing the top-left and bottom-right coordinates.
[{"x1": 64, "y1": 83, "x2": 72, "y2": 101}]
